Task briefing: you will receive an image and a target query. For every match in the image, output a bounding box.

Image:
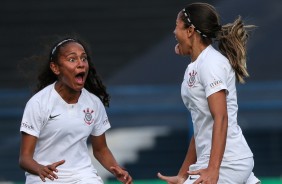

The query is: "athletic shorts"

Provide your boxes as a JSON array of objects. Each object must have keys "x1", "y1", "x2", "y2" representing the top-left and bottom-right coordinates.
[
  {"x1": 183, "y1": 157, "x2": 260, "y2": 184},
  {"x1": 25, "y1": 171, "x2": 104, "y2": 184}
]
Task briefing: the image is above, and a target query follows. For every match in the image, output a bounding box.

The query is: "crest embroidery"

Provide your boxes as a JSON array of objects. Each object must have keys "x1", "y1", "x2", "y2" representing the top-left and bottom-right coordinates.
[
  {"x1": 83, "y1": 108, "x2": 94, "y2": 125},
  {"x1": 188, "y1": 70, "x2": 197, "y2": 87}
]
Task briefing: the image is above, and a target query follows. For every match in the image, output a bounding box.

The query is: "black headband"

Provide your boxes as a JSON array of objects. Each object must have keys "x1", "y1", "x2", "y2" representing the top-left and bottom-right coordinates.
[{"x1": 182, "y1": 8, "x2": 208, "y2": 38}]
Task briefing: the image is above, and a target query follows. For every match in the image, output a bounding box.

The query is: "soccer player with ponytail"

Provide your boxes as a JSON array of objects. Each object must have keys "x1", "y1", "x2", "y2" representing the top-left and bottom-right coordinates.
[{"x1": 158, "y1": 2, "x2": 260, "y2": 184}]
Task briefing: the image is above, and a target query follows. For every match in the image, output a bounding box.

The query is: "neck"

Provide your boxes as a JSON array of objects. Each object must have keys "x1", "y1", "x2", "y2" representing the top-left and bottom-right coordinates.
[
  {"x1": 55, "y1": 82, "x2": 81, "y2": 104},
  {"x1": 190, "y1": 43, "x2": 210, "y2": 62},
  {"x1": 190, "y1": 34, "x2": 211, "y2": 62}
]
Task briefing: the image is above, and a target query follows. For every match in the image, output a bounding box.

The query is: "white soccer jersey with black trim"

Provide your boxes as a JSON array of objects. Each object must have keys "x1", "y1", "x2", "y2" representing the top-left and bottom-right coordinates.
[
  {"x1": 181, "y1": 45, "x2": 253, "y2": 164},
  {"x1": 20, "y1": 82, "x2": 111, "y2": 183}
]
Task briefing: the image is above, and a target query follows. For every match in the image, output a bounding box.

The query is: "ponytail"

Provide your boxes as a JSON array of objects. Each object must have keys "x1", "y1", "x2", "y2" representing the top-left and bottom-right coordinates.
[{"x1": 217, "y1": 16, "x2": 255, "y2": 83}]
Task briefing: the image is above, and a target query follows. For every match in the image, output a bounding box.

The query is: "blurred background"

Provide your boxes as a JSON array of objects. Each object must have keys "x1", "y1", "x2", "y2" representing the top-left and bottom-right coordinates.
[{"x1": 1, "y1": 0, "x2": 282, "y2": 183}]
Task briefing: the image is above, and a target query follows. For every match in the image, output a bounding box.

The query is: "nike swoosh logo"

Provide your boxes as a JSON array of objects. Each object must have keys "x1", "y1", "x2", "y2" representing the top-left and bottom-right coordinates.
[
  {"x1": 49, "y1": 114, "x2": 60, "y2": 119},
  {"x1": 189, "y1": 176, "x2": 198, "y2": 180}
]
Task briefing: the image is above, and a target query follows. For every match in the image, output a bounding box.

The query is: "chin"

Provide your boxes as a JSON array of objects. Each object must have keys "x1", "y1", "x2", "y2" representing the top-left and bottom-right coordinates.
[{"x1": 72, "y1": 84, "x2": 84, "y2": 92}]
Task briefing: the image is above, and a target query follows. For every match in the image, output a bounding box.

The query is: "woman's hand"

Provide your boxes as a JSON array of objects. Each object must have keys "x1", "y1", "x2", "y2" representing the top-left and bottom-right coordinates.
[
  {"x1": 188, "y1": 167, "x2": 219, "y2": 184},
  {"x1": 37, "y1": 160, "x2": 65, "y2": 182},
  {"x1": 157, "y1": 172, "x2": 186, "y2": 184},
  {"x1": 110, "y1": 165, "x2": 133, "y2": 184}
]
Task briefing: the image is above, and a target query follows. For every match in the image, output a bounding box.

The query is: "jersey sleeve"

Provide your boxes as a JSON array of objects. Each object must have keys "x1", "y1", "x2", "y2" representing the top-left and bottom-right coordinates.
[
  {"x1": 91, "y1": 99, "x2": 111, "y2": 136},
  {"x1": 198, "y1": 59, "x2": 229, "y2": 98},
  {"x1": 20, "y1": 98, "x2": 44, "y2": 137}
]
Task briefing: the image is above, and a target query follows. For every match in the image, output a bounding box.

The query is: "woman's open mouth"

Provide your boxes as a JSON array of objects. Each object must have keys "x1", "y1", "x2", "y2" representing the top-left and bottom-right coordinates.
[{"x1": 75, "y1": 72, "x2": 86, "y2": 85}]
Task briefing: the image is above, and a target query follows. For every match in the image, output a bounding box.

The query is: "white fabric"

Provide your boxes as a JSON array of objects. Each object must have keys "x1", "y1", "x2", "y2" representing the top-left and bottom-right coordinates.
[
  {"x1": 181, "y1": 45, "x2": 255, "y2": 178},
  {"x1": 20, "y1": 82, "x2": 110, "y2": 183},
  {"x1": 246, "y1": 172, "x2": 261, "y2": 184},
  {"x1": 183, "y1": 175, "x2": 200, "y2": 184},
  {"x1": 184, "y1": 158, "x2": 260, "y2": 184},
  {"x1": 25, "y1": 171, "x2": 104, "y2": 184}
]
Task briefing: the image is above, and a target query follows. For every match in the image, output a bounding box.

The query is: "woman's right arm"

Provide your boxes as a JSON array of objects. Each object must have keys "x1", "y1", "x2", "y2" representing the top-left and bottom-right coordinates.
[
  {"x1": 158, "y1": 135, "x2": 197, "y2": 183},
  {"x1": 177, "y1": 135, "x2": 197, "y2": 179},
  {"x1": 19, "y1": 132, "x2": 39, "y2": 174},
  {"x1": 19, "y1": 132, "x2": 65, "y2": 182}
]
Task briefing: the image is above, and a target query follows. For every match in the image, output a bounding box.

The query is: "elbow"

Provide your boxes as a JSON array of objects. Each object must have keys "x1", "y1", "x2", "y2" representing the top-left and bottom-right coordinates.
[
  {"x1": 215, "y1": 114, "x2": 228, "y2": 124},
  {"x1": 92, "y1": 148, "x2": 102, "y2": 160},
  {"x1": 19, "y1": 155, "x2": 28, "y2": 171},
  {"x1": 93, "y1": 146, "x2": 110, "y2": 160},
  {"x1": 221, "y1": 115, "x2": 228, "y2": 131},
  {"x1": 19, "y1": 156, "x2": 24, "y2": 170},
  {"x1": 213, "y1": 114, "x2": 228, "y2": 131}
]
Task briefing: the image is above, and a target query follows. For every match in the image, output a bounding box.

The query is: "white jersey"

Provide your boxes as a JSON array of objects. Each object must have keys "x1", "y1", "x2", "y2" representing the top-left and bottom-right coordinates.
[
  {"x1": 20, "y1": 82, "x2": 111, "y2": 183},
  {"x1": 181, "y1": 45, "x2": 253, "y2": 165}
]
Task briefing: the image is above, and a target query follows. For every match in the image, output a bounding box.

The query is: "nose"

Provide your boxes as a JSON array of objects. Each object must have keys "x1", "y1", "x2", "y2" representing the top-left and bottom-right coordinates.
[{"x1": 77, "y1": 58, "x2": 86, "y2": 68}]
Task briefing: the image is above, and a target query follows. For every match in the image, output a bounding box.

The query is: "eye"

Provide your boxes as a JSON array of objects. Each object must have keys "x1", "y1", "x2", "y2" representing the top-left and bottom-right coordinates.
[
  {"x1": 68, "y1": 58, "x2": 76, "y2": 62},
  {"x1": 81, "y1": 57, "x2": 88, "y2": 62}
]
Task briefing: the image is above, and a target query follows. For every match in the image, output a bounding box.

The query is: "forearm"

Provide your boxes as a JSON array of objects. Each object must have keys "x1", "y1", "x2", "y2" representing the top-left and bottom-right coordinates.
[
  {"x1": 19, "y1": 155, "x2": 42, "y2": 175},
  {"x1": 208, "y1": 116, "x2": 228, "y2": 170},
  {"x1": 93, "y1": 147, "x2": 119, "y2": 173},
  {"x1": 177, "y1": 136, "x2": 197, "y2": 179}
]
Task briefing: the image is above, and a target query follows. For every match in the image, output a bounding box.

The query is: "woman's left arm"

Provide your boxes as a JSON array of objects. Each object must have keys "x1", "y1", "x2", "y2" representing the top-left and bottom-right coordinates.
[
  {"x1": 208, "y1": 89, "x2": 228, "y2": 174},
  {"x1": 189, "y1": 89, "x2": 228, "y2": 184},
  {"x1": 91, "y1": 134, "x2": 133, "y2": 184}
]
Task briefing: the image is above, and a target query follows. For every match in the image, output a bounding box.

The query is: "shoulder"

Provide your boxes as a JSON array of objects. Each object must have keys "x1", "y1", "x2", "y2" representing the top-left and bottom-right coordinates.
[
  {"x1": 26, "y1": 84, "x2": 54, "y2": 106},
  {"x1": 198, "y1": 46, "x2": 230, "y2": 71},
  {"x1": 81, "y1": 88, "x2": 104, "y2": 106},
  {"x1": 204, "y1": 46, "x2": 228, "y2": 65},
  {"x1": 22, "y1": 84, "x2": 55, "y2": 124}
]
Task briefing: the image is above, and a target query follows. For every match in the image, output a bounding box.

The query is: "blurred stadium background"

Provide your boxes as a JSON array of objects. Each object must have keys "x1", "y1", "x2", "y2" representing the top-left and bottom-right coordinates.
[{"x1": 1, "y1": 0, "x2": 282, "y2": 183}]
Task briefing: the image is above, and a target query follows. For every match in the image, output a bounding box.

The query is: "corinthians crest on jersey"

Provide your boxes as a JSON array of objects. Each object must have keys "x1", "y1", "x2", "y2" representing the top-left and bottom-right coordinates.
[
  {"x1": 83, "y1": 108, "x2": 94, "y2": 125},
  {"x1": 187, "y1": 70, "x2": 197, "y2": 87}
]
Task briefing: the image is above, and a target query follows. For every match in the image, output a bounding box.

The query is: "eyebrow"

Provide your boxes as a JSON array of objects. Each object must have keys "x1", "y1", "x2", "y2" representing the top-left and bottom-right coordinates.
[{"x1": 65, "y1": 52, "x2": 86, "y2": 57}]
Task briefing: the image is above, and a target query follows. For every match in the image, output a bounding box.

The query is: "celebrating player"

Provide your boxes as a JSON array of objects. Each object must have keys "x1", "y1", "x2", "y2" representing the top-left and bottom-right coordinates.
[
  {"x1": 19, "y1": 36, "x2": 132, "y2": 184},
  {"x1": 158, "y1": 2, "x2": 260, "y2": 184}
]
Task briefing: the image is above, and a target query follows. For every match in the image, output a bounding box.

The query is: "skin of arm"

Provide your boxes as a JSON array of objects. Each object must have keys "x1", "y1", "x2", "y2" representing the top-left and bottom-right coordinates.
[
  {"x1": 177, "y1": 135, "x2": 197, "y2": 179},
  {"x1": 19, "y1": 132, "x2": 65, "y2": 182},
  {"x1": 91, "y1": 134, "x2": 132, "y2": 184},
  {"x1": 208, "y1": 90, "x2": 228, "y2": 170},
  {"x1": 188, "y1": 89, "x2": 228, "y2": 184},
  {"x1": 157, "y1": 135, "x2": 197, "y2": 184}
]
